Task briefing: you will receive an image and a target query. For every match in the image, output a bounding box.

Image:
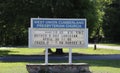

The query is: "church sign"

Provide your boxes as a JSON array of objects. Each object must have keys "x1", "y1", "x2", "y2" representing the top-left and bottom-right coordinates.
[{"x1": 29, "y1": 18, "x2": 88, "y2": 48}]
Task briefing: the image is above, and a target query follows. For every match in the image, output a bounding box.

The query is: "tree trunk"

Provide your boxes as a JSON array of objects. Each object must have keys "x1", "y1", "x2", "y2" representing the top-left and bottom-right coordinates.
[
  {"x1": 48, "y1": 48, "x2": 53, "y2": 53},
  {"x1": 94, "y1": 39, "x2": 97, "y2": 50},
  {"x1": 55, "y1": 48, "x2": 64, "y2": 54},
  {"x1": 94, "y1": 44, "x2": 97, "y2": 50}
]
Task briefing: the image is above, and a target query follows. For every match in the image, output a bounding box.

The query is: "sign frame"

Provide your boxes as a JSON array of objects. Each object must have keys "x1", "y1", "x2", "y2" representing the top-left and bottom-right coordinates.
[{"x1": 29, "y1": 18, "x2": 88, "y2": 64}]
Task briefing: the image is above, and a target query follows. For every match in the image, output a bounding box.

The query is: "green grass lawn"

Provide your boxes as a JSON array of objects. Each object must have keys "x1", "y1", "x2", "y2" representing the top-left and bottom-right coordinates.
[
  {"x1": 0, "y1": 60, "x2": 120, "y2": 73},
  {"x1": 0, "y1": 47, "x2": 120, "y2": 56},
  {"x1": 80, "y1": 60, "x2": 120, "y2": 73},
  {"x1": 0, "y1": 47, "x2": 120, "y2": 73},
  {"x1": 0, "y1": 62, "x2": 28, "y2": 73}
]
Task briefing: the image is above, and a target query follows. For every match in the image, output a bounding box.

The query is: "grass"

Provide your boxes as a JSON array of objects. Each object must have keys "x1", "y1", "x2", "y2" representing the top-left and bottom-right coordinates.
[
  {"x1": 0, "y1": 62, "x2": 28, "y2": 73},
  {"x1": 0, "y1": 60, "x2": 120, "y2": 73},
  {"x1": 79, "y1": 60, "x2": 120, "y2": 73},
  {"x1": 0, "y1": 47, "x2": 120, "y2": 56},
  {"x1": 62, "y1": 48, "x2": 120, "y2": 55},
  {"x1": 0, "y1": 48, "x2": 45, "y2": 56},
  {"x1": 0, "y1": 47, "x2": 120, "y2": 73}
]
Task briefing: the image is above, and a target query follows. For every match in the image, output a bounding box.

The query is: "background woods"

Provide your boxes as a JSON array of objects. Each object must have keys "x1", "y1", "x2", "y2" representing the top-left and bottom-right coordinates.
[{"x1": 0, "y1": 0, "x2": 119, "y2": 46}]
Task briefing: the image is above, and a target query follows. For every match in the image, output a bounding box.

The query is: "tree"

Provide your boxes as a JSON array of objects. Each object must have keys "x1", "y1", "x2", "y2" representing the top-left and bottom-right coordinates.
[
  {"x1": 103, "y1": 0, "x2": 120, "y2": 42},
  {"x1": 0, "y1": 0, "x2": 109, "y2": 48},
  {"x1": 40, "y1": 0, "x2": 99, "y2": 53}
]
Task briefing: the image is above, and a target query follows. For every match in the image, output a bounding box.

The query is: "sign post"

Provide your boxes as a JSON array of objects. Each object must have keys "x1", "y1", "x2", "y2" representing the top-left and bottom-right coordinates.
[
  {"x1": 45, "y1": 48, "x2": 48, "y2": 64},
  {"x1": 29, "y1": 18, "x2": 88, "y2": 64},
  {"x1": 69, "y1": 48, "x2": 72, "y2": 64}
]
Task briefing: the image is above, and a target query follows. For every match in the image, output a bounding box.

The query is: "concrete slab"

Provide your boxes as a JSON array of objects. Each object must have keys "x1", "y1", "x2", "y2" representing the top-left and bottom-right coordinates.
[{"x1": 26, "y1": 63, "x2": 91, "y2": 73}]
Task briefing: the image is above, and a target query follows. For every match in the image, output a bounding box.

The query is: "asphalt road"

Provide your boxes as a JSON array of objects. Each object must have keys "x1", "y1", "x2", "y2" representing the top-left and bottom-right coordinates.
[
  {"x1": 89, "y1": 44, "x2": 120, "y2": 50},
  {"x1": 0, "y1": 55, "x2": 120, "y2": 62}
]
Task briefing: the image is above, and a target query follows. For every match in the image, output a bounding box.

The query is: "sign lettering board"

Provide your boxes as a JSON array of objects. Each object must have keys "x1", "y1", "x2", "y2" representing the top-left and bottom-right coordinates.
[
  {"x1": 29, "y1": 18, "x2": 88, "y2": 48},
  {"x1": 31, "y1": 18, "x2": 86, "y2": 28},
  {"x1": 29, "y1": 28, "x2": 88, "y2": 48}
]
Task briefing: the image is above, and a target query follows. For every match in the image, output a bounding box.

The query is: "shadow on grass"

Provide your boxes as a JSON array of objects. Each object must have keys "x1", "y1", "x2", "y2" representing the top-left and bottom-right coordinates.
[
  {"x1": 0, "y1": 48, "x2": 92, "y2": 56},
  {"x1": 1, "y1": 60, "x2": 120, "y2": 69},
  {"x1": 0, "y1": 50, "x2": 19, "y2": 56},
  {"x1": 0, "y1": 51, "x2": 109, "y2": 57},
  {"x1": 0, "y1": 50, "x2": 120, "y2": 69}
]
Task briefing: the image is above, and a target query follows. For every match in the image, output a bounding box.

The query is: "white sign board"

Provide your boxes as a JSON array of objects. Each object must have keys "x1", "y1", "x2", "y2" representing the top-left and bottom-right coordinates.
[{"x1": 29, "y1": 28, "x2": 88, "y2": 48}]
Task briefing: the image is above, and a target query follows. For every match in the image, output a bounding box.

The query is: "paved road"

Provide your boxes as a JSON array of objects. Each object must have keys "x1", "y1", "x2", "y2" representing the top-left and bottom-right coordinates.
[
  {"x1": 89, "y1": 44, "x2": 120, "y2": 50},
  {"x1": 0, "y1": 55, "x2": 120, "y2": 62}
]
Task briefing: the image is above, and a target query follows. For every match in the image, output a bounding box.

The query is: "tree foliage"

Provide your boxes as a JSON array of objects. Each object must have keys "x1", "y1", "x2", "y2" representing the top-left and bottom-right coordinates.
[
  {"x1": 0, "y1": 0, "x2": 118, "y2": 46},
  {"x1": 89, "y1": 0, "x2": 112, "y2": 41},
  {"x1": 103, "y1": 0, "x2": 120, "y2": 42}
]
